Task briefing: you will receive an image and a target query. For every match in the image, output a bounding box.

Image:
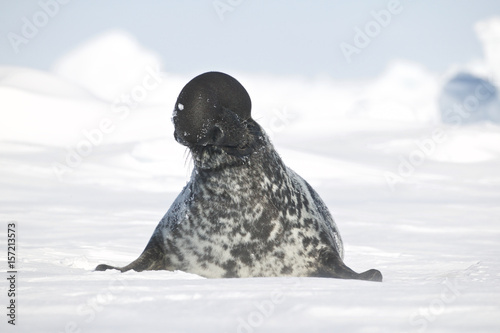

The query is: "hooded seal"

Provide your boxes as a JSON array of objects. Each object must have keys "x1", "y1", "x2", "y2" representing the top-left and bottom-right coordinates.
[{"x1": 96, "y1": 72, "x2": 382, "y2": 282}]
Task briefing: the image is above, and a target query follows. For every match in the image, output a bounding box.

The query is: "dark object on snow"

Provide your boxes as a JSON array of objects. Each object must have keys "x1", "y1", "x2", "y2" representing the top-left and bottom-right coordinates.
[
  {"x1": 439, "y1": 73, "x2": 500, "y2": 125},
  {"x1": 96, "y1": 72, "x2": 382, "y2": 282}
]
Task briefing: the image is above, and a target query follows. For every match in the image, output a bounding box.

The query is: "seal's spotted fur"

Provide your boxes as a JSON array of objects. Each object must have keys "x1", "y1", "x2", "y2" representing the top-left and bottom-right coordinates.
[{"x1": 96, "y1": 72, "x2": 382, "y2": 282}]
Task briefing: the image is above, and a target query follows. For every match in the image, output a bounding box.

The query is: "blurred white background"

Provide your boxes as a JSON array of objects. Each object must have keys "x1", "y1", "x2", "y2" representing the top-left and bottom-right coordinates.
[{"x1": 1, "y1": 0, "x2": 500, "y2": 79}]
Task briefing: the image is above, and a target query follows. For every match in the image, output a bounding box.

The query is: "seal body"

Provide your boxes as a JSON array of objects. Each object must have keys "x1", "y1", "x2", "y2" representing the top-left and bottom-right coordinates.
[{"x1": 96, "y1": 72, "x2": 382, "y2": 282}]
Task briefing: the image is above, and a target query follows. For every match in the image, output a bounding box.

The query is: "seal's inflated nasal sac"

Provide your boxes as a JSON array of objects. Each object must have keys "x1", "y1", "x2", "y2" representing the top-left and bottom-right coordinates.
[
  {"x1": 173, "y1": 72, "x2": 252, "y2": 150},
  {"x1": 96, "y1": 71, "x2": 382, "y2": 282}
]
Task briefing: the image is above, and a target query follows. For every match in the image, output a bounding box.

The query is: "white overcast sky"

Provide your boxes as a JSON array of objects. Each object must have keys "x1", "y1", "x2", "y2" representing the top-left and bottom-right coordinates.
[{"x1": 1, "y1": 0, "x2": 500, "y2": 79}]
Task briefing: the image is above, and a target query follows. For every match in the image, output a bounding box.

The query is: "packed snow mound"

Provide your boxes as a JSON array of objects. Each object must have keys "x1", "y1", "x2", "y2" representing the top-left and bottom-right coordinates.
[
  {"x1": 438, "y1": 72, "x2": 500, "y2": 125},
  {"x1": 0, "y1": 65, "x2": 177, "y2": 147},
  {"x1": 0, "y1": 66, "x2": 108, "y2": 146},
  {"x1": 351, "y1": 61, "x2": 439, "y2": 124},
  {"x1": 52, "y1": 30, "x2": 164, "y2": 102},
  {"x1": 0, "y1": 66, "x2": 95, "y2": 100}
]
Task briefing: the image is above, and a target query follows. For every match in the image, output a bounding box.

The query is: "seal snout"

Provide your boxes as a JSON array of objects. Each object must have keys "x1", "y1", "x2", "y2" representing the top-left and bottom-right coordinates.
[{"x1": 172, "y1": 72, "x2": 252, "y2": 151}]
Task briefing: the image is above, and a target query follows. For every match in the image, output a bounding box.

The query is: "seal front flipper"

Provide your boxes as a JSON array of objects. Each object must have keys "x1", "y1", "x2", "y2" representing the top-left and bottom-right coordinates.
[
  {"x1": 312, "y1": 249, "x2": 383, "y2": 282},
  {"x1": 95, "y1": 231, "x2": 166, "y2": 273},
  {"x1": 358, "y1": 269, "x2": 383, "y2": 282},
  {"x1": 94, "y1": 263, "x2": 119, "y2": 271}
]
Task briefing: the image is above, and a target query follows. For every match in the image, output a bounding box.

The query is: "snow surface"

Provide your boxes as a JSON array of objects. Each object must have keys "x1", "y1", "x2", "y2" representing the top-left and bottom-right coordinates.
[{"x1": 1, "y1": 30, "x2": 500, "y2": 333}]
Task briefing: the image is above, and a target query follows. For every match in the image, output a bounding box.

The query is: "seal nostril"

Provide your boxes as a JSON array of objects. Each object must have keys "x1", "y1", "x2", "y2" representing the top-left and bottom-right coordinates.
[{"x1": 212, "y1": 125, "x2": 224, "y2": 144}]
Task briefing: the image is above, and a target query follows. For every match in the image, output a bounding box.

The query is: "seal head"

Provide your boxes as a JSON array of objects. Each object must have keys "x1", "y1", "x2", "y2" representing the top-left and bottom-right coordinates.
[{"x1": 173, "y1": 72, "x2": 253, "y2": 157}]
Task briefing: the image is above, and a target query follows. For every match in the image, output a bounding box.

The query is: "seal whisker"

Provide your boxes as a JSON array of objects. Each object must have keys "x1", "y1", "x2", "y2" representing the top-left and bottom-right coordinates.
[{"x1": 183, "y1": 147, "x2": 194, "y2": 174}]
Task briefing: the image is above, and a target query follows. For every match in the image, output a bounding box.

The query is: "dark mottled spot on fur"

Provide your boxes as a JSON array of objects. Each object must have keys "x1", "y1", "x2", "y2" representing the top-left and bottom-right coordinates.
[
  {"x1": 275, "y1": 251, "x2": 285, "y2": 260},
  {"x1": 319, "y1": 231, "x2": 330, "y2": 244},
  {"x1": 302, "y1": 237, "x2": 311, "y2": 248},
  {"x1": 222, "y1": 259, "x2": 238, "y2": 278},
  {"x1": 198, "y1": 246, "x2": 215, "y2": 264},
  {"x1": 281, "y1": 265, "x2": 293, "y2": 275},
  {"x1": 252, "y1": 215, "x2": 275, "y2": 241},
  {"x1": 230, "y1": 244, "x2": 253, "y2": 266}
]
